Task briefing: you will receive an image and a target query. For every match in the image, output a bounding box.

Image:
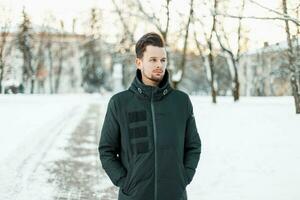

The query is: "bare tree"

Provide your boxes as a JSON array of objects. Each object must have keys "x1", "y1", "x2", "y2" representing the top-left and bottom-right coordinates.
[
  {"x1": 172, "y1": 0, "x2": 194, "y2": 89},
  {"x1": 81, "y1": 8, "x2": 105, "y2": 93},
  {"x1": 46, "y1": 30, "x2": 54, "y2": 94},
  {"x1": 35, "y1": 30, "x2": 47, "y2": 93},
  {"x1": 112, "y1": 0, "x2": 136, "y2": 88},
  {"x1": 208, "y1": 0, "x2": 218, "y2": 103},
  {"x1": 215, "y1": 0, "x2": 246, "y2": 101},
  {"x1": 17, "y1": 7, "x2": 35, "y2": 94},
  {"x1": 282, "y1": 0, "x2": 300, "y2": 113},
  {"x1": 194, "y1": 0, "x2": 218, "y2": 103},
  {"x1": 0, "y1": 15, "x2": 11, "y2": 93},
  {"x1": 193, "y1": 31, "x2": 210, "y2": 89},
  {"x1": 213, "y1": 0, "x2": 300, "y2": 112},
  {"x1": 54, "y1": 20, "x2": 66, "y2": 93}
]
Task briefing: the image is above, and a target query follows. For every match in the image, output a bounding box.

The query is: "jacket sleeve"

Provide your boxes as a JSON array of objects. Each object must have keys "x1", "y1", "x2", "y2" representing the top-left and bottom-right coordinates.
[
  {"x1": 184, "y1": 96, "x2": 201, "y2": 185},
  {"x1": 98, "y1": 98, "x2": 127, "y2": 187}
]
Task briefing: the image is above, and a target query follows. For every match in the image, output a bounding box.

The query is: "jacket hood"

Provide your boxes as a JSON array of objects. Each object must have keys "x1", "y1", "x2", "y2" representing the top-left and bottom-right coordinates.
[{"x1": 129, "y1": 69, "x2": 173, "y2": 100}]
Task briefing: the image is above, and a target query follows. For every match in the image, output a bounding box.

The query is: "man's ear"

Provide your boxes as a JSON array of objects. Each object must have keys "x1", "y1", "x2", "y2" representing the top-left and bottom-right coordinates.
[{"x1": 135, "y1": 58, "x2": 142, "y2": 70}]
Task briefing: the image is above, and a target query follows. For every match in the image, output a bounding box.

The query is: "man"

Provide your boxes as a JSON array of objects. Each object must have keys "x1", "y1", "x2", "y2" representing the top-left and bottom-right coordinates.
[{"x1": 98, "y1": 32, "x2": 201, "y2": 200}]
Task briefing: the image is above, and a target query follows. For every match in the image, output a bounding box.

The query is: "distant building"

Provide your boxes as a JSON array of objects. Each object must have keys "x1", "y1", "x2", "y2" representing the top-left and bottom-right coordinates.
[{"x1": 238, "y1": 38, "x2": 299, "y2": 96}]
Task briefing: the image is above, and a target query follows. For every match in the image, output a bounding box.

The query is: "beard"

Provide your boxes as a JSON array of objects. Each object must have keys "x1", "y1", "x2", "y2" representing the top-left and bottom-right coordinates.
[{"x1": 142, "y1": 69, "x2": 164, "y2": 83}]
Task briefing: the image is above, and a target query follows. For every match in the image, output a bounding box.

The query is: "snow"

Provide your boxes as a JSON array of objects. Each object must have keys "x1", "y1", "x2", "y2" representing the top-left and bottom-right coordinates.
[
  {"x1": 188, "y1": 96, "x2": 300, "y2": 200},
  {"x1": 0, "y1": 94, "x2": 104, "y2": 163},
  {"x1": 0, "y1": 94, "x2": 299, "y2": 200},
  {"x1": 0, "y1": 94, "x2": 109, "y2": 200}
]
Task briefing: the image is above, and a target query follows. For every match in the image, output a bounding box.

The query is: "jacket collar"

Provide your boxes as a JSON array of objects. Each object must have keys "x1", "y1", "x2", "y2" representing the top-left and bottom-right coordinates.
[{"x1": 129, "y1": 69, "x2": 173, "y2": 101}]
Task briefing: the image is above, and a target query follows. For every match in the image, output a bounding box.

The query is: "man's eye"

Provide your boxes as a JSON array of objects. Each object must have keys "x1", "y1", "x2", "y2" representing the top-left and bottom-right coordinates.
[
  {"x1": 150, "y1": 59, "x2": 156, "y2": 62},
  {"x1": 161, "y1": 60, "x2": 166, "y2": 62}
]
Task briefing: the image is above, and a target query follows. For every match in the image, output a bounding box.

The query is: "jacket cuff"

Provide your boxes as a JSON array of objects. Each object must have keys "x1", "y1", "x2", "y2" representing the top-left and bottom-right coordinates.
[
  {"x1": 184, "y1": 167, "x2": 195, "y2": 185},
  {"x1": 116, "y1": 176, "x2": 126, "y2": 188}
]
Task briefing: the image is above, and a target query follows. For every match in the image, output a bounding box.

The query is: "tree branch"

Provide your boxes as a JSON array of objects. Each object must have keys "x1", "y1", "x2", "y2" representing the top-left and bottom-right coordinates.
[
  {"x1": 136, "y1": 0, "x2": 163, "y2": 34},
  {"x1": 215, "y1": 12, "x2": 300, "y2": 26},
  {"x1": 247, "y1": 0, "x2": 300, "y2": 26}
]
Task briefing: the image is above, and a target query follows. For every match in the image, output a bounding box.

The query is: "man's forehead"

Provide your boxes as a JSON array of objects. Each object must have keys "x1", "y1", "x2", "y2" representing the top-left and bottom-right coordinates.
[{"x1": 144, "y1": 45, "x2": 166, "y2": 58}]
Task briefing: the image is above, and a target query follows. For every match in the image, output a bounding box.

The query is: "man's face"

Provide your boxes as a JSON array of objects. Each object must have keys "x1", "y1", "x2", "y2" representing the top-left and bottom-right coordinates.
[{"x1": 136, "y1": 45, "x2": 167, "y2": 86}]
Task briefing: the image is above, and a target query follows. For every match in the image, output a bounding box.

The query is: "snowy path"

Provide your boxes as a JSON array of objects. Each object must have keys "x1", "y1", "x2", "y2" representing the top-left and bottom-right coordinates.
[
  {"x1": 0, "y1": 94, "x2": 117, "y2": 200},
  {"x1": 0, "y1": 104, "x2": 83, "y2": 199},
  {"x1": 45, "y1": 103, "x2": 118, "y2": 200}
]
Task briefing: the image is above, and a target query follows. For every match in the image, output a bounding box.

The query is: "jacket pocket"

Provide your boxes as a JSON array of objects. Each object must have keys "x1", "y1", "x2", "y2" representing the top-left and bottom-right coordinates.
[
  {"x1": 121, "y1": 161, "x2": 134, "y2": 195},
  {"x1": 122, "y1": 151, "x2": 153, "y2": 195}
]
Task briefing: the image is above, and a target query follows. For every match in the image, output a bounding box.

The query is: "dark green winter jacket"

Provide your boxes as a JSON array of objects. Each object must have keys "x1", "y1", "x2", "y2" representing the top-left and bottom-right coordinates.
[{"x1": 98, "y1": 69, "x2": 201, "y2": 200}]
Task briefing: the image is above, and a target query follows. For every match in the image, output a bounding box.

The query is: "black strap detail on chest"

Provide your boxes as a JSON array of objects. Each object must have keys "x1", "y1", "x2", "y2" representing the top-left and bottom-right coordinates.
[{"x1": 128, "y1": 110, "x2": 147, "y2": 123}]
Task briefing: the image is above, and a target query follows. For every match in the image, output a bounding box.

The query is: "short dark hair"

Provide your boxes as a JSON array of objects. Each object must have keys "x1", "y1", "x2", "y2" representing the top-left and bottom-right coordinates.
[{"x1": 135, "y1": 32, "x2": 165, "y2": 59}]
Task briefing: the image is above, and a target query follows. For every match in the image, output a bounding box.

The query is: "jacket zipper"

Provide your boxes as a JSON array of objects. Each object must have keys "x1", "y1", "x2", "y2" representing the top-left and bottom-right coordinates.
[{"x1": 151, "y1": 89, "x2": 158, "y2": 200}]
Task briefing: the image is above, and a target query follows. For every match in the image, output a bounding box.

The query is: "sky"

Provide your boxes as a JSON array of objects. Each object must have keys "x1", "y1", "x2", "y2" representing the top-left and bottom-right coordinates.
[{"x1": 0, "y1": 0, "x2": 293, "y2": 50}]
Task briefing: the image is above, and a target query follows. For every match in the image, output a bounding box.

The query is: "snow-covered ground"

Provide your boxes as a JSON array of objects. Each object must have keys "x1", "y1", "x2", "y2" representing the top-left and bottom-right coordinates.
[
  {"x1": 189, "y1": 96, "x2": 300, "y2": 200},
  {"x1": 0, "y1": 94, "x2": 107, "y2": 164},
  {"x1": 0, "y1": 94, "x2": 299, "y2": 200},
  {"x1": 0, "y1": 94, "x2": 111, "y2": 200}
]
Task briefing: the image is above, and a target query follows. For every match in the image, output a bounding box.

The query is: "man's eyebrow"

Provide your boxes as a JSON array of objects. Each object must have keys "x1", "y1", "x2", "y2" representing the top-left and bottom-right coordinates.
[{"x1": 149, "y1": 57, "x2": 167, "y2": 59}]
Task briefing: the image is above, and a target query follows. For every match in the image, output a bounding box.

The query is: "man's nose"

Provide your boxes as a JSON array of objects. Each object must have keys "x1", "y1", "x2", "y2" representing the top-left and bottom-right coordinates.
[{"x1": 156, "y1": 61, "x2": 163, "y2": 68}]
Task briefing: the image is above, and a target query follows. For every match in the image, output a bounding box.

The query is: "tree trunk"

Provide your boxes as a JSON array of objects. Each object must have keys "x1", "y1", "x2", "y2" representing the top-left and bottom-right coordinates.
[
  {"x1": 0, "y1": 62, "x2": 3, "y2": 93},
  {"x1": 291, "y1": 74, "x2": 300, "y2": 113},
  {"x1": 30, "y1": 78, "x2": 35, "y2": 94},
  {"x1": 27, "y1": 53, "x2": 34, "y2": 94},
  {"x1": 208, "y1": 46, "x2": 217, "y2": 103},
  {"x1": 47, "y1": 44, "x2": 54, "y2": 94},
  {"x1": 282, "y1": 0, "x2": 300, "y2": 114},
  {"x1": 172, "y1": 0, "x2": 193, "y2": 89},
  {"x1": 209, "y1": 0, "x2": 218, "y2": 103},
  {"x1": 231, "y1": 58, "x2": 240, "y2": 101},
  {"x1": 233, "y1": 77, "x2": 240, "y2": 101},
  {"x1": 55, "y1": 56, "x2": 63, "y2": 93}
]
